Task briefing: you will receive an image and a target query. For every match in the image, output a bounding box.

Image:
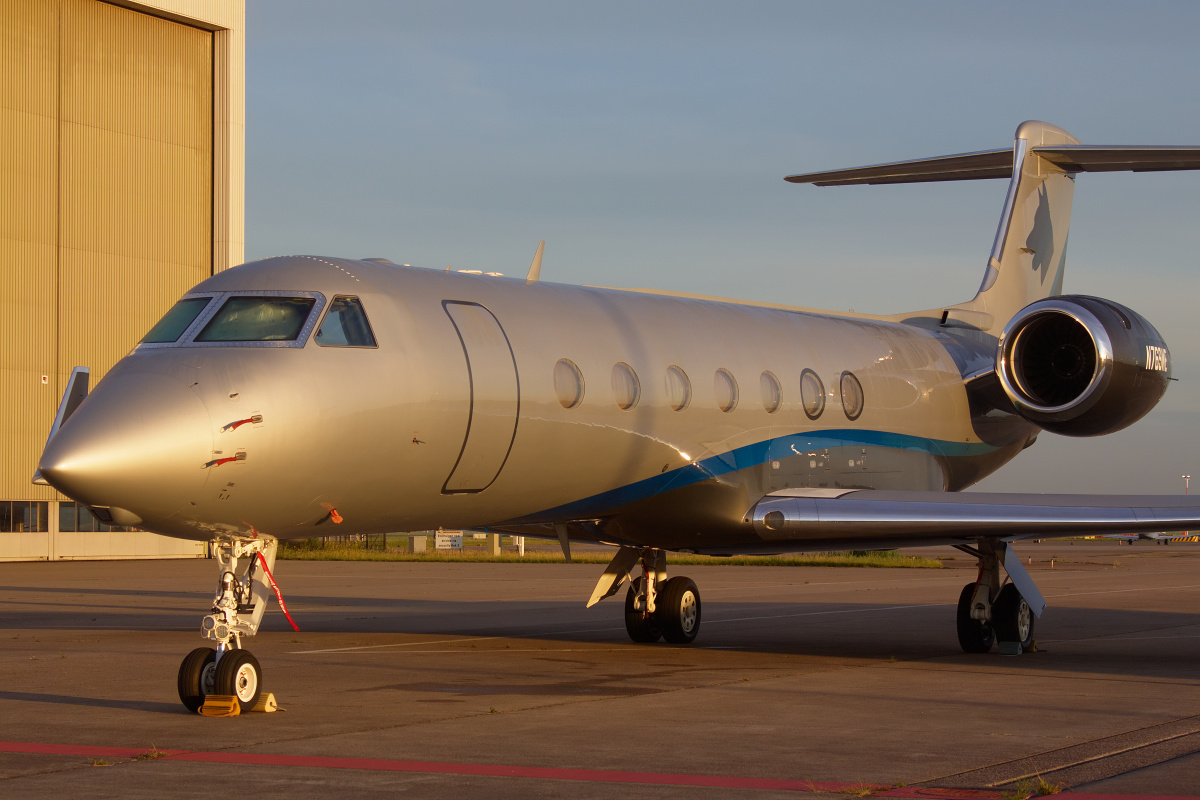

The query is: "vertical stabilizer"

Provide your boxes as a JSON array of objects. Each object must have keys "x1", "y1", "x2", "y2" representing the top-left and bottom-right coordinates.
[
  {"x1": 958, "y1": 121, "x2": 1079, "y2": 329},
  {"x1": 785, "y1": 122, "x2": 1200, "y2": 333}
]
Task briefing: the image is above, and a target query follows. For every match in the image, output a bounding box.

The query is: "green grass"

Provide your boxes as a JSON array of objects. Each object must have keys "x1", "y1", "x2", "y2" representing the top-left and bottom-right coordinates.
[{"x1": 278, "y1": 539, "x2": 943, "y2": 569}]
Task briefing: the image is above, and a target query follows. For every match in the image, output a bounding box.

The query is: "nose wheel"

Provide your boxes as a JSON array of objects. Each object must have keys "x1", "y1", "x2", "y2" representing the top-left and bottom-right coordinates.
[
  {"x1": 178, "y1": 535, "x2": 278, "y2": 713},
  {"x1": 214, "y1": 649, "x2": 262, "y2": 710},
  {"x1": 177, "y1": 647, "x2": 217, "y2": 713},
  {"x1": 177, "y1": 647, "x2": 262, "y2": 713}
]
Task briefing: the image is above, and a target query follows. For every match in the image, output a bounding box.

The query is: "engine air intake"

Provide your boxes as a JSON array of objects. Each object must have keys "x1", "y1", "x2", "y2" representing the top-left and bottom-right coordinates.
[
  {"x1": 996, "y1": 296, "x2": 1170, "y2": 437},
  {"x1": 1008, "y1": 311, "x2": 1097, "y2": 408}
]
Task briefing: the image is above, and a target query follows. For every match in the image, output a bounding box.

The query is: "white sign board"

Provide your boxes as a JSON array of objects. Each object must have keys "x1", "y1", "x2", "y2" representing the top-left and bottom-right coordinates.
[{"x1": 435, "y1": 531, "x2": 463, "y2": 550}]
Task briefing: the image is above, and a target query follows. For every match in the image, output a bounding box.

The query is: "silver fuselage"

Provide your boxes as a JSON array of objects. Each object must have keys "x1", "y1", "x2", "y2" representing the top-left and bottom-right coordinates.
[{"x1": 40, "y1": 255, "x2": 1034, "y2": 550}]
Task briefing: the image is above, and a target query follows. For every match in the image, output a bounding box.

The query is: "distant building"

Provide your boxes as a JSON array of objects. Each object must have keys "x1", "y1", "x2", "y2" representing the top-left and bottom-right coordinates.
[{"x1": 1, "y1": 0, "x2": 245, "y2": 560}]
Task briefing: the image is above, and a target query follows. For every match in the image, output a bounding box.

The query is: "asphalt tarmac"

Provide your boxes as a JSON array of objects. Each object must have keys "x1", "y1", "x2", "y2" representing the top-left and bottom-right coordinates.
[{"x1": 1, "y1": 540, "x2": 1199, "y2": 799}]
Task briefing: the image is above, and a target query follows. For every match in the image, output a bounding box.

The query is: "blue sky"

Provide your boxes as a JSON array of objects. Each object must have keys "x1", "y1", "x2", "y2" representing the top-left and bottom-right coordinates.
[{"x1": 246, "y1": 1, "x2": 1200, "y2": 494}]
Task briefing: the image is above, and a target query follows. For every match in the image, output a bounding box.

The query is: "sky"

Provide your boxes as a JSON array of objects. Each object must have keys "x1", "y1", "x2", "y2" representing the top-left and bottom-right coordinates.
[{"x1": 245, "y1": 1, "x2": 1200, "y2": 495}]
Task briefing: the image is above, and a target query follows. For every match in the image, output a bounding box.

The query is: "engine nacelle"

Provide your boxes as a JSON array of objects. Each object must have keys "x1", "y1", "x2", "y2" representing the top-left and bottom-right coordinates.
[{"x1": 996, "y1": 295, "x2": 1170, "y2": 437}]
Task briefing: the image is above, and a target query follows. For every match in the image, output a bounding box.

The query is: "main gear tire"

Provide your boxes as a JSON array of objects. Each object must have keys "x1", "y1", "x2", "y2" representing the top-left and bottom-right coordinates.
[
  {"x1": 656, "y1": 576, "x2": 701, "y2": 644},
  {"x1": 992, "y1": 583, "x2": 1035, "y2": 649},
  {"x1": 624, "y1": 577, "x2": 663, "y2": 643},
  {"x1": 956, "y1": 583, "x2": 995, "y2": 654}
]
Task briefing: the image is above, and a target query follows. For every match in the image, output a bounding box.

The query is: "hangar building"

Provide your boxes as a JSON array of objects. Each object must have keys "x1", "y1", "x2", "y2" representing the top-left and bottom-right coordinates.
[{"x1": 1, "y1": 0, "x2": 244, "y2": 560}]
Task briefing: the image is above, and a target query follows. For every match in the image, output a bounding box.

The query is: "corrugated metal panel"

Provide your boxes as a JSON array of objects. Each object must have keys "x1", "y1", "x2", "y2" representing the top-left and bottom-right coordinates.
[
  {"x1": 1, "y1": 0, "x2": 216, "y2": 506},
  {"x1": 58, "y1": 0, "x2": 212, "y2": 395},
  {"x1": 0, "y1": 0, "x2": 60, "y2": 502},
  {"x1": 0, "y1": 0, "x2": 58, "y2": 118}
]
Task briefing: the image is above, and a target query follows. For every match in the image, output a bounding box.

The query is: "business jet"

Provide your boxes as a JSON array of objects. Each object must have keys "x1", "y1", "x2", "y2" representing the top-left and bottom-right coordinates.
[{"x1": 34, "y1": 121, "x2": 1200, "y2": 713}]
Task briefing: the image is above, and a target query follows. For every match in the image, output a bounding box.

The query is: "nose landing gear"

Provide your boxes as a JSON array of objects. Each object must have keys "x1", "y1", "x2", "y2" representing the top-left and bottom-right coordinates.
[{"x1": 177, "y1": 536, "x2": 276, "y2": 713}]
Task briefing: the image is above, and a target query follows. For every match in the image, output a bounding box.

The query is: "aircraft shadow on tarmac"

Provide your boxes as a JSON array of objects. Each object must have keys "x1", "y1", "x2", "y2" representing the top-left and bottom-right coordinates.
[
  {"x1": 0, "y1": 691, "x2": 181, "y2": 715},
  {"x1": 4, "y1": 588, "x2": 1197, "y2": 681}
]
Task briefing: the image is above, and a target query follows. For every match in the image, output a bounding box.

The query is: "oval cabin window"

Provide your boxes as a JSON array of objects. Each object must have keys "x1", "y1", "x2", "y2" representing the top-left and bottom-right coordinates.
[
  {"x1": 665, "y1": 365, "x2": 692, "y2": 411},
  {"x1": 800, "y1": 369, "x2": 825, "y2": 420},
  {"x1": 554, "y1": 359, "x2": 585, "y2": 409},
  {"x1": 840, "y1": 371, "x2": 864, "y2": 421},
  {"x1": 714, "y1": 368, "x2": 739, "y2": 413},
  {"x1": 612, "y1": 362, "x2": 641, "y2": 410},
  {"x1": 760, "y1": 371, "x2": 782, "y2": 413}
]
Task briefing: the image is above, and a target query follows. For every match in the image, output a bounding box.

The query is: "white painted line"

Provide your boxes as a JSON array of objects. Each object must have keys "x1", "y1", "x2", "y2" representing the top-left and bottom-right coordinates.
[
  {"x1": 701, "y1": 603, "x2": 941, "y2": 625},
  {"x1": 1046, "y1": 583, "x2": 1200, "y2": 599},
  {"x1": 291, "y1": 635, "x2": 501, "y2": 654}
]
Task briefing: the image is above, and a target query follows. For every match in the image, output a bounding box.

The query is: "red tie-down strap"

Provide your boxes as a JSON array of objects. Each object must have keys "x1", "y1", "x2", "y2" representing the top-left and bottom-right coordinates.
[{"x1": 257, "y1": 552, "x2": 300, "y2": 632}]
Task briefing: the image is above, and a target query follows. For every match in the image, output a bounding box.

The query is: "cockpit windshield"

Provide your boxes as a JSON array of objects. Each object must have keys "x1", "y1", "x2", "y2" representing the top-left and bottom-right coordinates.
[
  {"x1": 196, "y1": 297, "x2": 316, "y2": 342},
  {"x1": 315, "y1": 296, "x2": 377, "y2": 347},
  {"x1": 141, "y1": 297, "x2": 212, "y2": 343}
]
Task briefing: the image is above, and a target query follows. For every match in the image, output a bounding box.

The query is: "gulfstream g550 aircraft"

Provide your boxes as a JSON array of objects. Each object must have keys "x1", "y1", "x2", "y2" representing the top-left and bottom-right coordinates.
[{"x1": 34, "y1": 121, "x2": 1200, "y2": 713}]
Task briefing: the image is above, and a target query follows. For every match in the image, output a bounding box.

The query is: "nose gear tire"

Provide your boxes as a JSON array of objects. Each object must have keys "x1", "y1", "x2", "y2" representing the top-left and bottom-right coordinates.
[
  {"x1": 178, "y1": 647, "x2": 217, "y2": 713},
  {"x1": 214, "y1": 649, "x2": 263, "y2": 712}
]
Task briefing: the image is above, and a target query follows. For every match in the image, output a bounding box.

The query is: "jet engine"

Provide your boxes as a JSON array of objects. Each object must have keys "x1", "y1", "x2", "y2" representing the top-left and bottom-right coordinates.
[{"x1": 995, "y1": 295, "x2": 1170, "y2": 437}]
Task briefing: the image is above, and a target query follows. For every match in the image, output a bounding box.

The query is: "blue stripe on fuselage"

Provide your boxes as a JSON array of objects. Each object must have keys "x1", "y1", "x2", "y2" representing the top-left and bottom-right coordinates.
[{"x1": 509, "y1": 429, "x2": 997, "y2": 523}]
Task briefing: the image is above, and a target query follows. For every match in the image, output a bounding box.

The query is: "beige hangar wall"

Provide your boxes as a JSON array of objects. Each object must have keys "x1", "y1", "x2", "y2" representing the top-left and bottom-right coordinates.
[{"x1": 0, "y1": 0, "x2": 244, "y2": 560}]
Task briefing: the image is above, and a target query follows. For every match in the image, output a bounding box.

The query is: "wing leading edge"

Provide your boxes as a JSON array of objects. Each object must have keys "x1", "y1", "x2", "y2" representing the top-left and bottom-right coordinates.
[{"x1": 750, "y1": 490, "x2": 1200, "y2": 545}]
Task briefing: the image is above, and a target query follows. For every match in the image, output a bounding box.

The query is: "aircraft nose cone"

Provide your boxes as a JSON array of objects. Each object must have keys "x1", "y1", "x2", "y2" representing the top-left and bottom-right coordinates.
[{"x1": 39, "y1": 371, "x2": 213, "y2": 521}]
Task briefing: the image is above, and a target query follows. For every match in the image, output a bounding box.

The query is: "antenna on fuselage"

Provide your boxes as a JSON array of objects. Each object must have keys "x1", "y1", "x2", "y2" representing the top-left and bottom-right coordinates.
[{"x1": 525, "y1": 240, "x2": 545, "y2": 284}]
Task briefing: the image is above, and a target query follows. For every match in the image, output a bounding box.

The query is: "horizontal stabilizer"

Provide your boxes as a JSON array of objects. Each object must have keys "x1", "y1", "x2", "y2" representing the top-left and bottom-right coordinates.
[
  {"x1": 785, "y1": 149, "x2": 1013, "y2": 186},
  {"x1": 786, "y1": 145, "x2": 1200, "y2": 186},
  {"x1": 1034, "y1": 145, "x2": 1200, "y2": 173}
]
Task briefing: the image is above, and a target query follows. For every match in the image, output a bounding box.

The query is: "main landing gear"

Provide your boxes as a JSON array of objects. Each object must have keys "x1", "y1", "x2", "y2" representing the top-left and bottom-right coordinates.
[
  {"x1": 588, "y1": 547, "x2": 702, "y2": 644},
  {"x1": 177, "y1": 536, "x2": 277, "y2": 713},
  {"x1": 954, "y1": 540, "x2": 1041, "y2": 655}
]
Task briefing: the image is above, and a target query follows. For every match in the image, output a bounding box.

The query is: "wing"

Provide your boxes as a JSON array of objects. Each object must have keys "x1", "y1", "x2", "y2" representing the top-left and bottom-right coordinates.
[{"x1": 749, "y1": 490, "x2": 1200, "y2": 549}]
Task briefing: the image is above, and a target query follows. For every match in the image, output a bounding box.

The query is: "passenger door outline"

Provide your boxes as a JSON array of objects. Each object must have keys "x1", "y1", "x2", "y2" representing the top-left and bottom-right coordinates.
[{"x1": 441, "y1": 301, "x2": 520, "y2": 494}]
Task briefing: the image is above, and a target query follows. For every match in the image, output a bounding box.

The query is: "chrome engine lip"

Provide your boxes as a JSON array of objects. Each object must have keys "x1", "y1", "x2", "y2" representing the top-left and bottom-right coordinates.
[{"x1": 995, "y1": 299, "x2": 1115, "y2": 417}]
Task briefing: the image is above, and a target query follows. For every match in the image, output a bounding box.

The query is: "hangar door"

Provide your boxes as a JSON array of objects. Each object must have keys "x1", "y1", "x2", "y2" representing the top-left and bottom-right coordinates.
[{"x1": 441, "y1": 302, "x2": 520, "y2": 493}]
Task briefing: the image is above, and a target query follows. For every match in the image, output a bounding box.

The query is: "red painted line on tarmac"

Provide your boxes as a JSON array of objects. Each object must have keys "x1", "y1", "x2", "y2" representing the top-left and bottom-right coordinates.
[{"x1": 0, "y1": 742, "x2": 1191, "y2": 799}]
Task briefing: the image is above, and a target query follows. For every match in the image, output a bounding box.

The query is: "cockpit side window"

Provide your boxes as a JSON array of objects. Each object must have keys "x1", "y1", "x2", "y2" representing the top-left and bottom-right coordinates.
[
  {"x1": 141, "y1": 297, "x2": 212, "y2": 343},
  {"x1": 315, "y1": 296, "x2": 377, "y2": 347},
  {"x1": 196, "y1": 296, "x2": 316, "y2": 342}
]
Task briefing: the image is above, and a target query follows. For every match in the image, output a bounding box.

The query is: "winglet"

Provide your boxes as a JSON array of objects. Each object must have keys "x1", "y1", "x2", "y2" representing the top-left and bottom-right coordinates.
[{"x1": 525, "y1": 241, "x2": 545, "y2": 284}]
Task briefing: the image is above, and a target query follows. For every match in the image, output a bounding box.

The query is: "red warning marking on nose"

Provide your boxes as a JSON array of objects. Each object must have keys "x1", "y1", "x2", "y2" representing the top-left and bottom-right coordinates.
[
  {"x1": 203, "y1": 452, "x2": 246, "y2": 468},
  {"x1": 222, "y1": 415, "x2": 262, "y2": 432}
]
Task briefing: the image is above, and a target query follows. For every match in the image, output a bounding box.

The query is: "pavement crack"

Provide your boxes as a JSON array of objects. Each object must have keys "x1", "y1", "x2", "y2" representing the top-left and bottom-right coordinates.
[{"x1": 917, "y1": 714, "x2": 1200, "y2": 790}]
